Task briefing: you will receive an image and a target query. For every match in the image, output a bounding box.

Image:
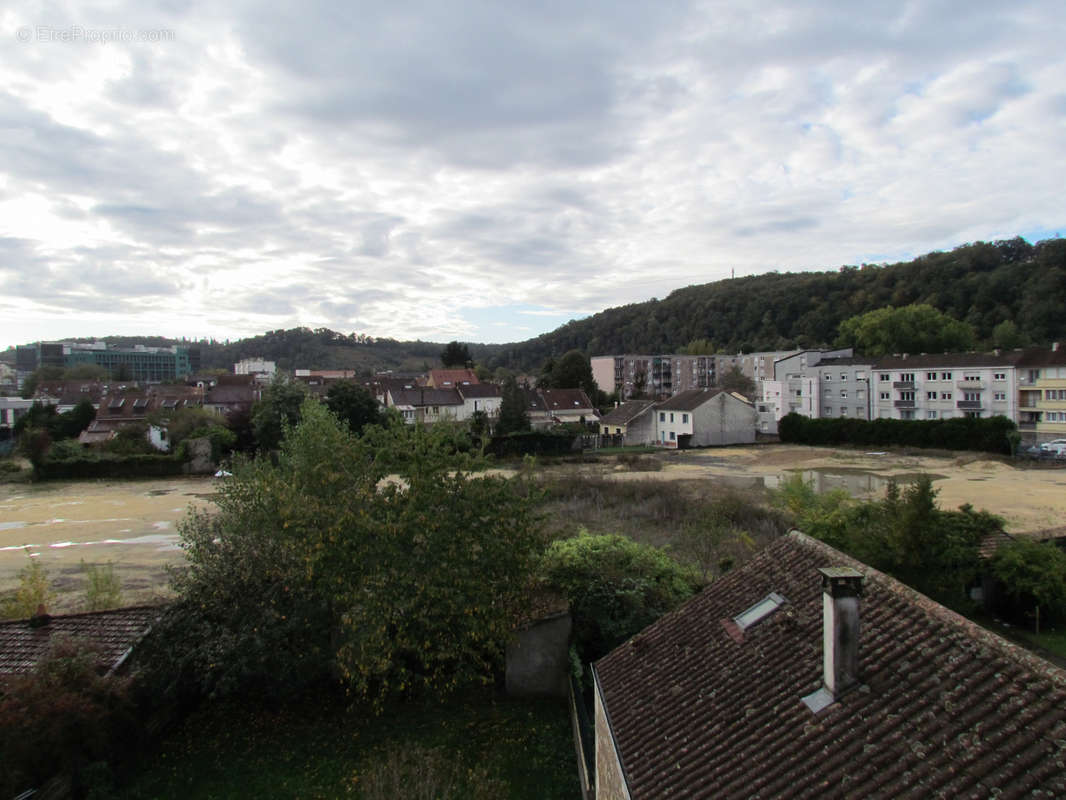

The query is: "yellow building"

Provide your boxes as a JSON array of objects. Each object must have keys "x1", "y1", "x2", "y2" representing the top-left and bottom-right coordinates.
[{"x1": 1017, "y1": 346, "x2": 1066, "y2": 443}]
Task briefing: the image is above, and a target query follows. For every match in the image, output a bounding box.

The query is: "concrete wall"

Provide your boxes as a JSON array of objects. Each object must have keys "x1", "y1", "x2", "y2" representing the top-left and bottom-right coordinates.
[
  {"x1": 691, "y1": 393, "x2": 757, "y2": 446},
  {"x1": 624, "y1": 408, "x2": 657, "y2": 446},
  {"x1": 505, "y1": 612, "x2": 572, "y2": 698}
]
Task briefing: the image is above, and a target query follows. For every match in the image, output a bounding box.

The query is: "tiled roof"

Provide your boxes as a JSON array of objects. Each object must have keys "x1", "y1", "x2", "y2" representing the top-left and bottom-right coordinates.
[
  {"x1": 873, "y1": 351, "x2": 1025, "y2": 369},
  {"x1": 1016, "y1": 347, "x2": 1066, "y2": 368},
  {"x1": 539, "y1": 388, "x2": 594, "y2": 411},
  {"x1": 389, "y1": 387, "x2": 463, "y2": 407},
  {"x1": 655, "y1": 388, "x2": 724, "y2": 411},
  {"x1": 594, "y1": 532, "x2": 1066, "y2": 799},
  {"x1": 456, "y1": 383, "x2": 501, "y2": 399},
  {"x1": 0, "y1": 605, "x2": 163, "y2": 676},
  {"x1": 427, "y1": 369, "x2": 479, "y2": 387},
  {"x1": 600, "y1": 400, "x2": 656, "y2": 426}
]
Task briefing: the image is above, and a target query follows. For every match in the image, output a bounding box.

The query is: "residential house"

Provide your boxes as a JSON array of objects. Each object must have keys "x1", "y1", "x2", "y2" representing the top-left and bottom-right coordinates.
[
  {"x1": 592, "y1": 531, "x2": 1066, "y2": 799},
  {"x1": 766, "y1": 349, "x2": 867, "y2": 422},
  {"x1": 599, "y1": 401, "x2": 657, "y2": 438},
  {"x1": 203, "y1": 375, "x2": 260, "y2": 418},
  {"x1": 425, "y1": 368, "x2": 480, "y2": 389},
  {"x1": 456, "y1": 383, "x2": 502, "y2": 420},
  {"x1": 652, "y1": 388, "x2": 757, "y2": 448},
  {"x1": 871, "y1": 352, "x2": 1021, "y2": 421},
  {"x1": 0, "y1": 397, "x2": 48, "y2": 434},
  {"x1": 79, "y1": 386, "x2": 203, "y2": 449},
  {"x1": 385, "y1": 384, "x2": 464, "y2": 425},
  {"x1": 527, "y1": 388, "x2": 597, "y2": 428},
  {"x1": 33, "y1": 380, "x2": 107, "y2": 413},
  {"x1": 1016, "y1": 344, "x2": 1066, "y2": 445},
  {"x1": 233, "y1": 357, "x2": 276, "y2": 383}
]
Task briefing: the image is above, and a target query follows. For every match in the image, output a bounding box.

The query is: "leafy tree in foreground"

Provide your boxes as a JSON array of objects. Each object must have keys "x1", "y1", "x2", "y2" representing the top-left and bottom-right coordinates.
[
  {"x1": 540, "y1": 532, "x2": 701, "y2": 665},
  {"x1": 836, "y1": 303, "x2": 976, "y2": 357},
  {"x1": 146, "y1": 400, "x2": 542, "y2": 707},
  {"x1": 988, "y1": 539, "x2": 1066, "y2": 633}
]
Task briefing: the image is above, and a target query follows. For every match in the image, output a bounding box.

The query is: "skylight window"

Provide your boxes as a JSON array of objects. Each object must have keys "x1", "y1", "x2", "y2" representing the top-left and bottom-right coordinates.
[{"x1": 733, "y1": 592, "x2": 786, "y2": 631}]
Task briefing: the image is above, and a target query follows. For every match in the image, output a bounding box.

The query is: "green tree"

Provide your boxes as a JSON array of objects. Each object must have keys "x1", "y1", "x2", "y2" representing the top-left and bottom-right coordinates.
[
  {"x1": 495, "y1": 376, "x2": 531, "y2": 436},
  {"x1": 681, "y1": 338, "x2": 717, "y2": 355},
  {"x1": 540, "y1": 532, "x2": 701, "y2": 665},
  {"x1": 82, "y1": 560, "x2": 122, "y2": 612},
  {"x1": 250, "y1": 376, "x2": 308, "y2": 452},
  {"x1": 324, "y1": 380, "x2": 383, "y2": 435},
  {"x1": 716, "y1": 365, "x2": 756, "y2": 398},
  {"x1": 989, "y1": 539, "x2": 1066, "y2": 633},
  {"x1": 540, "y1": 350, "x2": 597, "y2": 397},
  {"x1": 836, "y1": 304, "x2": 976, "y2": 356},
  {"x1": 145, "y1": 401, "x2": 542, "y2": 706},
  {"x1": 991, "y1": 319, "x2": 1027, "y2": 350},
  {"x1": 1, "y1": 554, "x2": 56, "y2": 620},
  {"x1": 440, "y1": 340, "x2": 472, "y2": 367},
  {"x1": 64, "y1": 363, "x2": 108, "y2": 380},
  {"x1": 20, "y1": 366, "x2": 65, "y2": 399}
]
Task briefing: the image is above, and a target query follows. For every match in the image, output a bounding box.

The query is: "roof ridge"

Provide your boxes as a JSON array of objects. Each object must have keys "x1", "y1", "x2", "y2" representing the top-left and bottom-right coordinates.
[
  {"x1": 0, "y1": 603, "x2": 167, "y2": 626},
  {"x1": 787, "y1": 530, "x2": 1066, "y2": 687}
]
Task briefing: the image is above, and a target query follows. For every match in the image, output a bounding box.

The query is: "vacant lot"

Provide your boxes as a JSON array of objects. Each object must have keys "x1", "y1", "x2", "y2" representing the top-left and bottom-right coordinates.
[{"x1": 3, "y1": 445, "x2": 1064, "y2": 612}]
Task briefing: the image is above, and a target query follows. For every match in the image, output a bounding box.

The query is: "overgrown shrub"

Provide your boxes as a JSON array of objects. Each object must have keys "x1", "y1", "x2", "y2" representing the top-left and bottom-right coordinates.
[
  {"x1": 357, "y1": 744, "x2": 506, "y2": 800},
  {"x1": 540, "y1": 532, "x2": 702, "y2": 666},
  {"x1": 82, "y1": 561, "x2": 122, "y2": 612},
  {"x1": 988, "y1": 539, "x2": 1066, "y2": 632},
  {"x1": 1, "y1": 555, "x2": 56, "y2": 620},
  {"x1": 0, "y1": 637, "x2": 140, "y2": 799}
]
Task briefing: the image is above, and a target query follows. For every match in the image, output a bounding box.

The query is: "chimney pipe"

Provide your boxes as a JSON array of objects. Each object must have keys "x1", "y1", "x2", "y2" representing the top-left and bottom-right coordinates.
[{"x1": 819, "y1": 567, "x2": 863, "y2": 696}]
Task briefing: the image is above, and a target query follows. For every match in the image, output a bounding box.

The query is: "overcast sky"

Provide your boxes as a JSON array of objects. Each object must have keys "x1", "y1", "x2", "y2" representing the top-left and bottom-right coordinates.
[{"x1": 1, "y1": 1, "x2": 1063, "y2": 350}]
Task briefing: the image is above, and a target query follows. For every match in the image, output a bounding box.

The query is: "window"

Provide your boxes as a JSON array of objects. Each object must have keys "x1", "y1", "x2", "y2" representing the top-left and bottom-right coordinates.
[
  {"x1": 926, "y1": 372, "x2": 937, "y2": 380},
  {"x1": 879, "y1": 374, "x2": 891, "y2": 382},
  {"x1": 928, "y1": 410, "x2": 938, "y2": 419},
  {"x1": 964, "y1": 392, "x2": 980, "y2": 402},
  {"x1": 734, "y1": 593, "x2": 786, "y2": 630},
  {"x1": 659, "y1": 412, "x2": 665, "y2": 421},
  {"x1": 964, "y1": 374, "x2": 981, "y2": 383},
  {"x1": 901, "y1": 410, "x2": 915, "y2": 420},
  {"x1": 615, "y1": 427, "x2": 621, "y2": 434},
  {"x1": 994, "y1": 392, "x2": 1006, "y2": 401},
  {"x1": 900, "y1": 373, "x2": 915, "y2": 382},
  {"x1": 927, "y1": 391, "x2": 937, "y2": 400},
  {"x1": 669, "y1": 412, "x2": 675, "y2": 422},
  {"x1": 900, "y1": 391, "x2": 915, "y2": 401},
  {"x1": 840, "y1": 407, "x2": 847, "y2": 416},
  {"x1": 856, "y1": 371, "x2": 866, "y2": 379},
  {"x1": 670, "y1": 431, "x2": 676, "y2": 441},
  {"x1": 682, "y1": 413, "x2": 689, "y2": 423},
  {"x1": 994, "y1": 373, "x2": 1006, "y2": 381},
  {"x1": 840, "y1": 374, "x2": 848, "y2": 381},
  {"x1": 824, "y1": 373, "x2": 831, "y2": 381},
  {"x1": 824, "y1": 406, "x2": 832, "y2": 416},
  {"x1": 942, "y1": 392, "x2": 952, "y2": 400},
  {"x1": 879, "y1": 392, "x2": 890, "y2": 400},
  {"x1": 941, "y1": 372, "x2": 952, "y2": 380},
  {"x1": 840, "y1": 390, "x2": 847, "y2": 399}
]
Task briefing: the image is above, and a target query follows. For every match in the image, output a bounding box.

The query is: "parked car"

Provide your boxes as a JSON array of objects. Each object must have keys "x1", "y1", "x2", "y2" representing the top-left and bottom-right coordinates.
[{"x1": 1040, "y1": 438, "x2": 1066, "y2": 453}]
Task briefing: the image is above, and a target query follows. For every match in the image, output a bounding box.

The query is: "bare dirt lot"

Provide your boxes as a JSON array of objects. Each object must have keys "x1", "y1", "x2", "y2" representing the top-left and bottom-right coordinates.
[{"x1": 3, "y1": 445, "x2": 1064, "y2": 613}]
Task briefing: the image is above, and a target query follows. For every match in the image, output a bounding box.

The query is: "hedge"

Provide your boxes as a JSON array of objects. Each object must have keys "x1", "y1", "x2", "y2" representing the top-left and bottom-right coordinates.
[
  {"x1": 777, "y1": 412, "x2": 1016, "y2": 454},
  {"x1": 36, "y1": 453, "x2": 186, "y2": 480},
  {"x1": 487, "y1": 430, "x2": 578, "y2": 458}
]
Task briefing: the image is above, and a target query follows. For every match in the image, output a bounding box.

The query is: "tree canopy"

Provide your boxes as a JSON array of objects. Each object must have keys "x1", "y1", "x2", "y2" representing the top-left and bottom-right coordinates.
[
  {"x1": 495, "y1": 376, "x2": 531, "y2": 436},
  {"x1": 323, "y1": 380, "x2": 383, "y2": 435},
  {"x1": 145, "y1": 401, "x2": 543, "y2": 706},
  {"x1": 836, "y1": 304, "x2": 977, "y2": 356},
  {"x1": 440, "y1": 340, "x2": 472, "y2": 367}
]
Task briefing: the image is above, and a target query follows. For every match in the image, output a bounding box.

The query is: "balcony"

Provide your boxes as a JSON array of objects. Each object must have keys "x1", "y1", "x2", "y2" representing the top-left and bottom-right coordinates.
[
  {"x1": 957, "y1": 400, "x2": 983, "y2": 410},
  {"x1": 894, "y1": 400, "x2": 915, "y2": 409},
  {"x1": 957, "y1": 380, "x2": 985, "y2": 390},
  {"x1": 1018, "y1": 422, "x2": 1037, "y2": 430},
  {"x1": 893, "y1": 381, "x2": 914, "y2": 389}
]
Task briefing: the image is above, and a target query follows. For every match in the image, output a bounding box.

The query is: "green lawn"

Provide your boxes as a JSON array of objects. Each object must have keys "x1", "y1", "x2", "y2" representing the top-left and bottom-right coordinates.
[{"x1": 119, "y1": 688, "x2": 580, "y2": 800}]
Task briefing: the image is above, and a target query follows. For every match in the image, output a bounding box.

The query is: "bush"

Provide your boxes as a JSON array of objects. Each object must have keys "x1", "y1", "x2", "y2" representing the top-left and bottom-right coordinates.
[
  {"x1": 82, "y1": 561, "x2": 122, "y2": 612},
  {"x1": 1, "y1": 555, "x2": 56, "y2": 620},
  {"x1": 989, "y1": 539, "x2": 1066, "y2": 631},
  {"x1": 358, "y1": 744, "x2": 506, "y2": 800},
  {"x1": 0, "y1": 637, "x2": 140, "y2": 799},
  {"x1": 540, "y1": 532, "x2": 702, "y2": 665},
  {"x1": 36, "y1": 453, "x2": 184, "y2": 480}
]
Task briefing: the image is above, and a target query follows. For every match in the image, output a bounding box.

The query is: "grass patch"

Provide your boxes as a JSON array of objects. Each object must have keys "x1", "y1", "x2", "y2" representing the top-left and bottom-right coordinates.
[
  {"x1": 1019, "y1": 627, "x2": 1066, "y2": 661},
  {"x1": 118, "y1": 687, "x2": 578, "y2": 800}
]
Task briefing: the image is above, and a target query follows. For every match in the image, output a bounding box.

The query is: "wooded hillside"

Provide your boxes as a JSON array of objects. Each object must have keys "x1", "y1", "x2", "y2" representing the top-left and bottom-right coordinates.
[{"x1": 485, "y1": 237, "x2": 1066, "y2": 370}]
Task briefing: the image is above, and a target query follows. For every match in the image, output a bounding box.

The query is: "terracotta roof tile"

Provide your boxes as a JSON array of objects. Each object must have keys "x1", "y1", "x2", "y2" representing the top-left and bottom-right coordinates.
[
  {"x1": 594, "y1": 532, "x2": 1066, "y2": 799},
  {"x1": 0, "y1": 605, "x2": 163, "y2": 676}
]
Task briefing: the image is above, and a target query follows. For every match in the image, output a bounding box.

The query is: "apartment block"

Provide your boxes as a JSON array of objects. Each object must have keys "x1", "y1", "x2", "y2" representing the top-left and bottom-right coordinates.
[
  {"x1": 871, "y1": 353, "x2": 1020, "y2": 422},
  {"x1": 1016, "y1": 345, "x2": 1066, "y2": 444}
]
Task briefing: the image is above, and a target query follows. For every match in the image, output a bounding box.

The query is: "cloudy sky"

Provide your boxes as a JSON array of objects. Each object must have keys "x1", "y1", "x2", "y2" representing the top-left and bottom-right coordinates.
[{"x1": 1, "y1": 1, "x2": 1063, "y2": 350}]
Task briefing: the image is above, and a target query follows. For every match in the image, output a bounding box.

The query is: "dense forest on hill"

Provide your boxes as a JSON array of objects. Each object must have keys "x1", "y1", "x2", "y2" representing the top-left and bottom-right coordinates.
[
  {"x1": 485, "y1": 237, "x2": 1066, "y2": 370},
  {"x1": 4, "y1": 236, "x2": 1063, "y2": 374}
]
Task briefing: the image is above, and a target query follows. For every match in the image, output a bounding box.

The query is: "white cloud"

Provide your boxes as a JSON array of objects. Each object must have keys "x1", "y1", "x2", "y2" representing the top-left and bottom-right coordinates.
[{"x1": 0, "y1": 0, "x2": 1063, "y2": 349}]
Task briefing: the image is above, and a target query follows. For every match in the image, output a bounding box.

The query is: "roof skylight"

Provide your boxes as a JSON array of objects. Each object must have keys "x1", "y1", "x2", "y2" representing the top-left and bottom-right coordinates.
[{"x1": 733, "y1": 592, "x2": 786, "y2": 631}]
